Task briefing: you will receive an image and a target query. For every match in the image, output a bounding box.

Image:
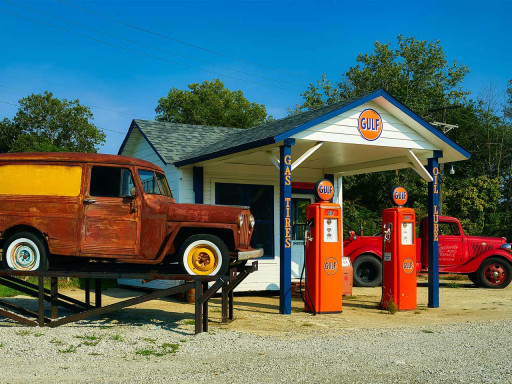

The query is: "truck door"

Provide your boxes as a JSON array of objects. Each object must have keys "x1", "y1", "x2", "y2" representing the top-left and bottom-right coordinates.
[
  {"x1": 438, "y1": 221, "x2": 466, "y2": 266},
  {"x1": 80, "y1": 165, "x2": 140, "y2": 257}
]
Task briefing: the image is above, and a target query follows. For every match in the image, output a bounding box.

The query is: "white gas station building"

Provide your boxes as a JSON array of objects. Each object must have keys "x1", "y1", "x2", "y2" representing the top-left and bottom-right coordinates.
[{"x1": 118, "y1": 89, "x2": 470, "y2": 314}]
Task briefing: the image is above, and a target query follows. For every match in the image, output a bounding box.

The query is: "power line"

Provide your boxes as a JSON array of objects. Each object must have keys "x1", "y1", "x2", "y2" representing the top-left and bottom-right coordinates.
[
  {"x1": 0, "y1": 84, "x2": 152, "y2": 120},
  {"x1": 56, "y1": 0, "x2": 307, "y2": 81},
  {"x1": 0, "y1": 99, "x2": 127, "y2": 135},
  {"x1": 0, "y1": 8, "x2": 299, "y2": 93},
  {"x1": 3, "y1": 0, "x2": 303, "y2": 88}
]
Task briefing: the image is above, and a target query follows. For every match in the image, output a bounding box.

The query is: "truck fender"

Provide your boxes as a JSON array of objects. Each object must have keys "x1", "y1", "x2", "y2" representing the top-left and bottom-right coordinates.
[{"x1": 348, "y1": 246, "x2": 382, "y2": 264}]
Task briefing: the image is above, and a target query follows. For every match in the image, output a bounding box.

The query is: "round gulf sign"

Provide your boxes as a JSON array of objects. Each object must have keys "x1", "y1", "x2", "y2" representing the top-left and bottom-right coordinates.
[
  {"x1": 314, "y1": 179, "x2": 334, "y2": 201},
  {"x1": 403, "y1": 258, "x2": 415, "y2": 274},
  {"x1": 358, "y1": 109, "x2": 383, "y2": 141},
  {"x1": 324, "y1": 257, "x2": 339, "y2": 275},
  {"x1": 391, "y1": 186, "x2": 408, "y2": 207}
]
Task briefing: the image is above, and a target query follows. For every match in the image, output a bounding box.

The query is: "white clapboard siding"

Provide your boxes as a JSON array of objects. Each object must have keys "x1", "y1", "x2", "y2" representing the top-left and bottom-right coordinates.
[
  {"x1": 118, "y1": 128, "x2": 180, "y2": 201},
  {"x1": 293, "y1": 101, "x2": 437, "y2": 150},
  {"x1": 197, "y1": 162, "x2": 324, "y2": 291}
]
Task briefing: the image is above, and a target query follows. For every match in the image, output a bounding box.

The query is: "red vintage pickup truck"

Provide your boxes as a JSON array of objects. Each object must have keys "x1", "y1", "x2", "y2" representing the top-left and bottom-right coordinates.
[{"x1": 344, "y1": 216, "x2": 512, "y2": 289}]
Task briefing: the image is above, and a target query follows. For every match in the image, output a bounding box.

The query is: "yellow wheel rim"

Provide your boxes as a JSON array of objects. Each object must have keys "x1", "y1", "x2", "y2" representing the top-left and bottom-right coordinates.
[{"x1": 187, "y1": 245, "x2": 219, "y2": 275}]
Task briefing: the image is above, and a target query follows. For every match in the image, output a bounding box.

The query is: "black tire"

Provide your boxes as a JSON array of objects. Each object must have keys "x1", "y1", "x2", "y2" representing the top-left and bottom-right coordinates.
[
  {"x1": 178, "y1": 234, "x2": 230, "y2": 276},
  {"x1": 467, "y1": 272, "x2": 478, "y2": 285},
  {"x1": 476, "y1": 257, "x2": 512, "y2": 289},
  {"x1": 2, "y1": 232, "x2": 49, "y2": 271},
  {"x1": 353, "y1": 254, "x2": 382, "y2": 287}
]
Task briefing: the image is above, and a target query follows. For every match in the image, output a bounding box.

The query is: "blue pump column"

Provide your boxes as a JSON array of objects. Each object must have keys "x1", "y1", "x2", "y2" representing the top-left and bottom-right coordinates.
[
  {"x1": 279, "y1": 138, "x2": 295, "y2": 314},
  {"x1": 427, "y1": 151, "x2": 442, "y2": 308}
]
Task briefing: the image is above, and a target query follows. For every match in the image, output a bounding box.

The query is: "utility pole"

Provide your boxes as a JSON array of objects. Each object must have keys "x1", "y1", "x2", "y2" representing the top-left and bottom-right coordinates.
[{"x1": 428, "y1": 105, "x2": 461, "y2": 215}]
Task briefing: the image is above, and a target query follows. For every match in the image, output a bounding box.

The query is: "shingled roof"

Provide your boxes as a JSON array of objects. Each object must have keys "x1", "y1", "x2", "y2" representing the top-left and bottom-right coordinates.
[
  {"x1": 119, "y1": 119, "x2": 241, "y2": 164},
  {"x1": 119, "y1": 89, "x2": 470, "y2": 166}
]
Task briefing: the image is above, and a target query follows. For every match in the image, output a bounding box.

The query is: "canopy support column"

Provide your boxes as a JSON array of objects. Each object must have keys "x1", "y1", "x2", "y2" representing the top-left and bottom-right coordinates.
[
  {"x1": 279, "y1": 138, "x2": 295, "y2": 314},
  {"x1": 427, "y1": 151, "x2": 442, "y2": 308}
]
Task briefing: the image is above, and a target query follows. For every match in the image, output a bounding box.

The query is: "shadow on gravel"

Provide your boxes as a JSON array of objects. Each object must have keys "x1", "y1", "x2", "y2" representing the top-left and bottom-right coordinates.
[
  {"x1": 0, "y1": 296, "x2": 194, "y2": 335},
  {"x1": 417, "y1": 282, "x2": 477, "y2": 288}
]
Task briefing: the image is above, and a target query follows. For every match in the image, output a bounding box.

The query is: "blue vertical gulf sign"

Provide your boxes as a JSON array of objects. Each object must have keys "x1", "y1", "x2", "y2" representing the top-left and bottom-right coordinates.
[
  {"x1": 280, "y1": 139, "x2": 294, "y2": 314},
  {"x1": 428, "y1": 153, "x2": 441, "y2": 308}
]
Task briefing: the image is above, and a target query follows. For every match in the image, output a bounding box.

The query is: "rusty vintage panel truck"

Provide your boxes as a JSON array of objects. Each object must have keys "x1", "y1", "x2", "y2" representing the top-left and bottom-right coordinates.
[
  {"x1": 344, "y1": 216, "x2": 512, "y2": 289},
  {"x1": 0, "y1": 153, "x2": 262, "y2": 275}
]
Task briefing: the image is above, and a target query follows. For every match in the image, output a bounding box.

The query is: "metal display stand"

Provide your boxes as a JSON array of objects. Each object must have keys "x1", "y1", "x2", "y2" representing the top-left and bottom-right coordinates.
[{"x1": 0, "y1": 261, "x2": 257, "y2": 334}]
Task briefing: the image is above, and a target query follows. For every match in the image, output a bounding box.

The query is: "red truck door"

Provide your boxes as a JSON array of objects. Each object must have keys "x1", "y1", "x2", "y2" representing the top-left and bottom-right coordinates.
[
  {"x1": 438, "y1": 221, "x2": 468, "y2": 266},
  {"x1": 80, "y1": 165, "x2": 140, "y2": 257}
]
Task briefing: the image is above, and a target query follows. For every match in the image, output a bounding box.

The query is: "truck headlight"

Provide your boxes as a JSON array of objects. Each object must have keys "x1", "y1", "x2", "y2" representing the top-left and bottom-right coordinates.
[
  {"x1": 239, "y1": 214, "x2": 244, "y2": 228},
  {"x1": 250, "y1": 214, "x2": 255, "y2": 229},
  {"x1": 500, "y1": 243, "x2": 511, "y2": 252}
]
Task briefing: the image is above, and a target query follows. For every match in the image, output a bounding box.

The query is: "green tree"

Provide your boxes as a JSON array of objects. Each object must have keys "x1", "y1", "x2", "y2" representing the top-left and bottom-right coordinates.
[
  {"x1": 293, "y1": 35, "x2": 470, "y2": 117},
  {"x1": 155, "y1": 79, "x2": 272, "y2": 128},
  {"x1": 1, "y1": 92, "x2": 105, "y2": 153}
]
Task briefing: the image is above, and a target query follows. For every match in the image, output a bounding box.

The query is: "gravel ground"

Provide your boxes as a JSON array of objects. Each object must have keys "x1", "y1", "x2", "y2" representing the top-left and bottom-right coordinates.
[{"x1": 1, "y1": 319, "x2": 511, "y2": 383}]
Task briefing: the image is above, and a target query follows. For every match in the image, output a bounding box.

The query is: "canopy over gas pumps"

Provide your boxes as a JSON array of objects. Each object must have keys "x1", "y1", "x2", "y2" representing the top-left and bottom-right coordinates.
[{"x1": 124, "y1": 89, "x2": 470, "y2": 314}]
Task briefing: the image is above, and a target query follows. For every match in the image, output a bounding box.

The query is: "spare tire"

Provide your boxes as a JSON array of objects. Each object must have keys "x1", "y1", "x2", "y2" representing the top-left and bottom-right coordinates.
[{"x1": 353, "y1": 254, "x2": 382, "y2": 287}]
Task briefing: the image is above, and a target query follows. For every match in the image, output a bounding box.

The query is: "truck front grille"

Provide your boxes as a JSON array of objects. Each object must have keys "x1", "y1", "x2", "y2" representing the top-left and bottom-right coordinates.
[{"x1": 239, "y1": 212, "x2": 251, "y2": 249}]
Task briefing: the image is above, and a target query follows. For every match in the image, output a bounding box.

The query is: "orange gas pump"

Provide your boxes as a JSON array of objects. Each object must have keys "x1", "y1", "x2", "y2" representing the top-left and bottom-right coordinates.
[
  {"x1": 381, "y1": 187, "x2": 417, "y2": 311},
  {"x1": 303, "y1": 179, "x2": 343, "y2": 314}
]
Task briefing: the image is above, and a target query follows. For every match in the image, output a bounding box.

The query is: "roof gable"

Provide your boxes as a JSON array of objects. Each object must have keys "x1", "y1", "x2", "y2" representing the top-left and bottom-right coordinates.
[
  {"x1": 118, "y1": 119, "x2": 240, "y2": 164},
  {"x1": 174, "y1": 89, "x2": 469, "y2": 166}
]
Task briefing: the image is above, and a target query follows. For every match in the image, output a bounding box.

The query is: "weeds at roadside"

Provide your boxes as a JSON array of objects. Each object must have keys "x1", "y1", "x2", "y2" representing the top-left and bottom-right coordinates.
[
  {"x1": 382, "y1": 300, "x2": 397, "y2": 315},
  {"x1": 58, "y1": 345, "x2": 78, "y2": 354},
  {"x1": 291, "y1": 307, "x2": 304, "y2": 313},
  {"x1": 0, "y1": 343, "x2": 4, "y2": 348},
  {"x1": 16, "y1": 330, "x2": 31, "y2": 336},
  {"x1": 182, "y1": 320, "x2": 195, "y2": 326},
  {"x1": 75, "y1": 334, "x2": 101, "y2": 346},
  {"x1": 422, "y1": 329, "x2": 434, "y2": 334},
  {"x1": 446, "y1": 282, "x2": 460, "y2": 288},
  {"x1": 34, "y1": 332, "x2": 44, "y2": 337},
  {"x1": 50, "y1": 339, "x2": 64, "y2": 346},
  {"x1": 414, "y1": 311, "x2": 421, "y2": 315},
  {"x1": 111, "y1": 334, "x2": 124, "y2": 342},
  {"x1": 89, "y1": 352, "x2": 102, "y2": 356},
  {"x1": 302, "y1": 323, "x2": 314, "y2": 327},
  {"x1": 136, "y1": 343, "x2": 179, "y2": 357},
  {"x1": 143, "y1": 337, "x2": 156, "y2": 344}
]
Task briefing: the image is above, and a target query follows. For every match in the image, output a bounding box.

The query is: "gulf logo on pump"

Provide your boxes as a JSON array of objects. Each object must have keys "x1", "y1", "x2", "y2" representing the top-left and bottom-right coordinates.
[
  {"x1": 391, "y1": 186, "x2": 408, "y2": 207},
  {"x1": 403, "y1": 258, "x2": 415, "y2": 274},
  {"x1": 314, "y1": 179, "x2": 334, "y2": 201},
  {"x1": 358, "y1": 109, "x2": 383, "y2": 141}
]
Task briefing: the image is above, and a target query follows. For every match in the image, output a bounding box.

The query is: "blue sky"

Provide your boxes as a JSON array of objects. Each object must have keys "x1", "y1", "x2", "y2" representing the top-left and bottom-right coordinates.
[{"x1": 0, "y1": 0, "x2": 510, "y2": 154}]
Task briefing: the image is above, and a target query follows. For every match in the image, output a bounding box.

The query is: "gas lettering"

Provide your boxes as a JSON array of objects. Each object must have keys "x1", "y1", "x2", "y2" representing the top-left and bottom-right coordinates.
[{"x1": 284, "y1": 155, "x2": 292, "y2": 186}]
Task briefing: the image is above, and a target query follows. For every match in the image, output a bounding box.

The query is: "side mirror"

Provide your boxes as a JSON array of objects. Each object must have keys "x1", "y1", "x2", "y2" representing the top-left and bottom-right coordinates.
[{"x1": 130, "y1": 186, "x2": 138, "y2": 197}]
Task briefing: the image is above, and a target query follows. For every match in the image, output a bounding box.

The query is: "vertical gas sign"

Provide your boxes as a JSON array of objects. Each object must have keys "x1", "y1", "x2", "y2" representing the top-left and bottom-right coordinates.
[
  {"x1": 428, "y1": 155, "x2": 441, "y2": 308},
  {"x1": 280, "y1": 140, "x2": 294, "y2": 314}
]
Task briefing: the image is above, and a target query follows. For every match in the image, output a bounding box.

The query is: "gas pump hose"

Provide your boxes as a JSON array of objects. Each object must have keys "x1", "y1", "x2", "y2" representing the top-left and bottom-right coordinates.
[{"x1": 299, "y1": 236, "x2": 316, "y2": 315}]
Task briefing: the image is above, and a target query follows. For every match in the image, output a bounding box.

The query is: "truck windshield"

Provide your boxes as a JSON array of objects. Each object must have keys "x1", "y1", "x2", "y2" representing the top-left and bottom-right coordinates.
[{"x1": 138, "y1": 169, "x2": 173, "y2": 197}]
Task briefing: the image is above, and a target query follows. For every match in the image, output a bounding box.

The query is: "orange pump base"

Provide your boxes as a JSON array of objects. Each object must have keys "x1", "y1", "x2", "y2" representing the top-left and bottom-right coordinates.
[
  {"x1": 381, "y1": 207, "x2": 417, "y2": 311},
  {"x1": 304, "y1": 202, "x2": 343, "y2": 314}
]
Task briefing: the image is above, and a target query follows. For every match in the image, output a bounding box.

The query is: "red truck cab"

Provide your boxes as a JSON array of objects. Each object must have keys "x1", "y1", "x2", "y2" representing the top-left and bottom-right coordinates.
[{"x1": 344, "y1": 216, "x2": 512, "y2": 289}]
